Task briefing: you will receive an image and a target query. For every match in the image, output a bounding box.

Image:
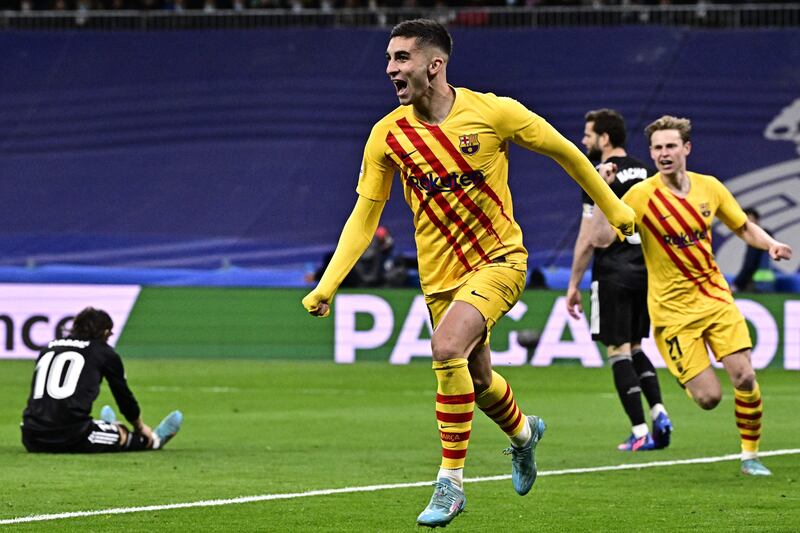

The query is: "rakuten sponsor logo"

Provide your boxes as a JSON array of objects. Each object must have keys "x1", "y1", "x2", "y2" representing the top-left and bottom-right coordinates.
[{"x1": 0, "y1": 284, "x2": 140, "y2": 359}]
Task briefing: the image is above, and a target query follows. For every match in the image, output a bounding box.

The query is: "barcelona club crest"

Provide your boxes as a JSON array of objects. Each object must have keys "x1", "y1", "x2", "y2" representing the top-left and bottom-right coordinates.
[
  {"x1": 699, "y1": 202, "x2": 711, "y2": 217},
  {"x1": 459, "y1": 133, "x2": 480, "y2": 155}
]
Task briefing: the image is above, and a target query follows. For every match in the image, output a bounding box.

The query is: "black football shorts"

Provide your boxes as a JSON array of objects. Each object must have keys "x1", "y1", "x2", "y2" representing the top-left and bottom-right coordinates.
[{"x1": 589, "y1": 280, "x2": 650, "y2": 347}]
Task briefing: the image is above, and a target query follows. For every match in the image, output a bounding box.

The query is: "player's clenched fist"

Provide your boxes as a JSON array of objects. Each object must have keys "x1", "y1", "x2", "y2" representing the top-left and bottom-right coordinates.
[
  {"x1": 769, "y1": 242, "x2": 792, "y2": 261},
  {"x1": 596, "y1": 162, "x2": 618, "y2": 184},
  {"x1": 609, "y1": 202, "x2": 636, "y2": 237},
  {"x1": 302, "y1": 290, "x2": 331, "y2": 318}
]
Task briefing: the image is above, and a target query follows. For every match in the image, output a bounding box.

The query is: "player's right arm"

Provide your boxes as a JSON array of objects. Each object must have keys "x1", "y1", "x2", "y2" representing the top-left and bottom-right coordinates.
[
  {"x1": 566, "y1": 207, "x2": 594, "y2": 320},
  {"x1": 587, "y1": 162, "x2": 625, "y2": 247},
  {"x1": 588, "y1": 206, "x2": 619, "y2": 248},
  {"x1": 589, "y1": 207, "x2": 618, "y2": 248},
  {"x1": 302, "y1": 121, "x2": 394, "y2": 318},
  {"x1": 301, "y1": 195, "x2": 386, "y2": 317},
  {"x1": 131, "y1": 417, "x2": 154, "y2": 445},
  {"x1": 566, "y1": 163, "x2": 619, "y2": 318}
]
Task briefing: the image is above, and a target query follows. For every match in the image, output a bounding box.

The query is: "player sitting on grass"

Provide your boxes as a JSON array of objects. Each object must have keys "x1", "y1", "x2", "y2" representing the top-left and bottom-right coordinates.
[{"x1": 21, "y1": 307, "x2": 183, "y2": 453}]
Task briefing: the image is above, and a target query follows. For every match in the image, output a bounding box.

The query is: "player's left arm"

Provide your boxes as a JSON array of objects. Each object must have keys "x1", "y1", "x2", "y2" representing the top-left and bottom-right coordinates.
[
  {"x1": 492, "y1": 97, "x2": 633, "y2": 235},
  {"x1": 529, "y1": 121, "x2": 635, "y2": 236},
  {"x1": 102, "y1": 348, "x2": 142, "y2": 424},
  {"x1": 102, "y1": 347, "x2": 154, "y2": 445},
  {"x1": 734, "y1": 220, "x2": 792, "y2": 261},
  {"x1": 716, "y1": 179, "x2": 792, "y2": 261}
]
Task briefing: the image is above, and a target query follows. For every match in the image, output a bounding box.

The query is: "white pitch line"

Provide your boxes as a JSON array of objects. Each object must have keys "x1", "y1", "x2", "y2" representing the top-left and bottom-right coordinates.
[
  {"x1": 466, "y1": 447, "x2": 800, "y2": 482},
  {"x1": 3, "y1": 448, "x2": 798, "y2": 526}
]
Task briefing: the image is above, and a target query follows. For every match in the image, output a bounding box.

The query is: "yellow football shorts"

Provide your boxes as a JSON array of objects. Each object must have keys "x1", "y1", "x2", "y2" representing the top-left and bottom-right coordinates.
[
  {"x1": 425, "y1": 262, "x2": 527, "y2": 340},
  {"x1": 653, "y1": 303, "x2": 752, "y2": 384}
]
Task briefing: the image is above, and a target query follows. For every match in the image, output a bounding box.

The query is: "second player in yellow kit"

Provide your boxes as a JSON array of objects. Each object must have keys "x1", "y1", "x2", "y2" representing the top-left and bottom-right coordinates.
[
  {"x1": 622, "y1": 170, "x2": 752, "y2": 382},
  {"x1": 623, "y1": 170, "x2": 746, "y2": 329},
  {"x1": 593, "y1": 115, "x2": 792, "y2": 478},
  {"x1": 302, "y1": 19, "x2": 635, "y2": 527}
]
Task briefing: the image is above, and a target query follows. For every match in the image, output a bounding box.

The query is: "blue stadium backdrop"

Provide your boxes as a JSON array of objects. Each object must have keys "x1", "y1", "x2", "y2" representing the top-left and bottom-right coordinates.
[{"x1": 1, "y1": 28, "x2": 799, "y2": 280}]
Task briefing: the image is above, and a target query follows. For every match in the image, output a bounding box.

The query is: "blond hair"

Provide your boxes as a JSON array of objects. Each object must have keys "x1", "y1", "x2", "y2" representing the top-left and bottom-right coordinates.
[{"x1": 644, "y1": 115, "x2": 692, "y2": 144}]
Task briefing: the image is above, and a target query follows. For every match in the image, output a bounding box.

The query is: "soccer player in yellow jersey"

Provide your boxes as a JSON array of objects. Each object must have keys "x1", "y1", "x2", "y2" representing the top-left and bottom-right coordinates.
[
  {"x1": 302, "y1": 19, "x2": 635, "y2": 526},
  {"x1": 593, "y1": 115, "x2": 792, "y2": 477}
]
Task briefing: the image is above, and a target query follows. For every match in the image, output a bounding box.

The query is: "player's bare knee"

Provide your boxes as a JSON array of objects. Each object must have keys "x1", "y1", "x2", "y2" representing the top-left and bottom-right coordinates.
[
  {"x1": 695, "y1": 393, "x2": 721, "y2": 410},
  {"x1": 430, "y1": 339, "x2": 460, "y2": 361},
  {"x1": 430, "y1": 334, "x2": 470, "y2": 361},
  {"x1": 732, "y1": 370, "x2": 756, "y2": 391},
  {"x1": 606, "y1": 344, "x2": 629, "y2": 357},
  {"x1": 607, "y1": 353, "x2": 631, "y2": 365},
  {"x1": 471, "y1": 372, "x2": 492, "y2": 393}
]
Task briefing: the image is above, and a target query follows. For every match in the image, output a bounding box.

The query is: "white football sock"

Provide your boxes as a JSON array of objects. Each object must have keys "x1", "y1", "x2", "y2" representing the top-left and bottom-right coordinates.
[
  {"x1": 632, "y1": 423, "x2": 649, "y2": 439},
  {"x1": 510, "y1": 420, "x2": 532, "y2": 448},
  {"x1": 437, "y1": 467, "x2": 463, "y2": 490},
  {"x1": 651, "y1": 403, "x2": 667, "y2": 420}
]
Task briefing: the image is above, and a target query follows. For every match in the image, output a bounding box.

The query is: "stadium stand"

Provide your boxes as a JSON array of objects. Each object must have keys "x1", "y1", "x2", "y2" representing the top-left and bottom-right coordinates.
[{"x1": 1, "y1": 5, "x2": 800, "y2": 30}]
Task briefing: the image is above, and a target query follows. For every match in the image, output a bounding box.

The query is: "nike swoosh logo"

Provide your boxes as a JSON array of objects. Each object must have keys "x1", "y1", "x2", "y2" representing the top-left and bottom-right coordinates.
[
  {"x1": 400, "y1": 149, "x2": 418, "y2": 159},
  {"x1": 440, "y1": 424, "x2": 459, "y2": 429},
  {"x1": 470, "y1": 290, "x2": 490, "y2": 301},
  {"x1": 658, "y1": 214, "x2": 672, "y2": 220}
]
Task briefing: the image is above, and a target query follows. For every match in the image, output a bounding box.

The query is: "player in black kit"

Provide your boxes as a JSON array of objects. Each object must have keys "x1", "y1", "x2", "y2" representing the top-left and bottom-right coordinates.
[
  {"x1": 21, "y1": 307, "x2": 182, "y2": 453},
  {"x1": 565, "y1": 109, "x2": 673, "y2": 451}
]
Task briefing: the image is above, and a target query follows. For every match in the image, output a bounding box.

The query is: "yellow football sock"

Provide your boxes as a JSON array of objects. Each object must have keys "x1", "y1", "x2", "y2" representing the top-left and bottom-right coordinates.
[
  {"x1": 475, "y1": 370, "x2": 527, "y2": 440},
  {"x1": 433, "y1": 358, "x2": 474, "y2": 470},
  {"x1": 734, "y1": 382, "x2": 762, "y2": 455}
]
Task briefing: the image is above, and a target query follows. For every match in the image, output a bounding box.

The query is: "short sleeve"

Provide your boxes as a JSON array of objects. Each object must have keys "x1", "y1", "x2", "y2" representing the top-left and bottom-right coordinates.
[
  {"x1": 713, "y1": 177, "x2": 748, "y2": 231},
  {"x1": 356, "y1": 123, "x2": 396, "y2": 201}
]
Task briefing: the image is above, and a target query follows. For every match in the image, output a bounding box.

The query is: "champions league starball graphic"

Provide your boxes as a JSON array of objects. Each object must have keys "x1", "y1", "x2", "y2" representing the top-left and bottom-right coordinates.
[{"x1": 715, "y1": 98, "x2": 800, "y2": 275}]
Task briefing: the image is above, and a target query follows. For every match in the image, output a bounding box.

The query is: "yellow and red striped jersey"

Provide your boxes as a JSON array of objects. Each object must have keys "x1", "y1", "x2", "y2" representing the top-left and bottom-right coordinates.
[
  {"x1": 357, "y1": 87, "x2": 547, "y2": 294},
  {"x1": 622, "y1": 171, "x2": 748, "y2": 326}
]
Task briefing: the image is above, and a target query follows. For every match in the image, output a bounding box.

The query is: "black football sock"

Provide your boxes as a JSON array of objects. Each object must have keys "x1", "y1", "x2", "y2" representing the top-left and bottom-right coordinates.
[
  {"x1": 632, "y1": 349, "x2": 664, "y2": 409},
  {"x1": 610, "y1": 354, "x2": 646, "y2": 427}
]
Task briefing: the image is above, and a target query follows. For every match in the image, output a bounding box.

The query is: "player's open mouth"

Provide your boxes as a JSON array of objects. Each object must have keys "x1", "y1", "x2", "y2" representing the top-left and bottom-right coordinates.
[
  {"x1": 392, "y1": 79, "x2": 408, "y2": 96},
  {"x1": 660, "y1": 159, "x2": 673, "y2": 167}
]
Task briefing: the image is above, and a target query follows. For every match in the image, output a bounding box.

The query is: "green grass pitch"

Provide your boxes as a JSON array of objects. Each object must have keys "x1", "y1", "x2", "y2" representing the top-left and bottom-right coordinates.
[{"x1": 1, "y1": 359, "x2": 798, "y2": 531}]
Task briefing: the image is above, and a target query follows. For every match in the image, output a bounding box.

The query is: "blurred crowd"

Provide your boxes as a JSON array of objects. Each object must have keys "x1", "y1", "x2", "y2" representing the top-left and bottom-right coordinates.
[{"x1": 3, "y1": 0, "x2": 793, "y2": 13}]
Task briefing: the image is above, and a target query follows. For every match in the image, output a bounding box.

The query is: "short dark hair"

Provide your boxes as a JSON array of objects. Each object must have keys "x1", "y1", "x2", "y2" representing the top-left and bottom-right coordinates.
[
  {"x1": 69, "y1": 307, "x2": 113, "y2": 341},
  {"x1": 390, "y1": 19, "x2": 452, "y2": 57},
  {"x1": 585, "y1": 109, "x2": 627, "y2": 148}
]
